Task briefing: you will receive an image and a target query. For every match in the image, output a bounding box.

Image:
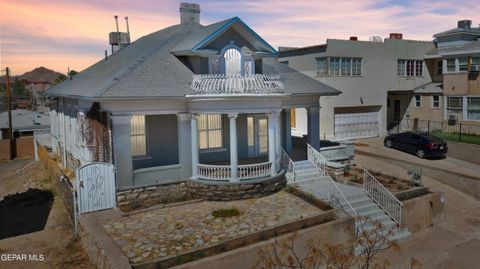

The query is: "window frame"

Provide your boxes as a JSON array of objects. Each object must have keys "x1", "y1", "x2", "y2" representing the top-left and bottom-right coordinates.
[
  {"x1": 198, "y1": 114, "x2": 224, "y2": 151},
  {"x1": 398, "y1": 59, "x2": 423, "y2": 77},
  {"x1": 131, "y1": 115, "x2": 148, "y2": 157},
  {"x1": 431, "y1": 95, "x2": 440, "y2": 109},
  {"x1": 414, "y1": 95, "x2": 421, "y2": 108},
  {"x1": 467, "y1": 97, "x2": 480, "y2": 121},
  {"x1": 316, "y1": 57, "x2": 362, "y2": 77}
]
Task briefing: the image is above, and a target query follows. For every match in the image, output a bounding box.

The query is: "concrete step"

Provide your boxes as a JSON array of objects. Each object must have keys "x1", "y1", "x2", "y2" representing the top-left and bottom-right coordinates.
[
  {"x1": 358, "y1": 208, "x2": 386, "y2": 219},
  {"x1": 354, "y1": 203, "x2": 381, "y2": 215},
  {"x1": 349, "y1": 196, "x2": 373, "y2": 208},
  {"x1": 295, "y1": 168, "x2": 321, "y2": 177}
]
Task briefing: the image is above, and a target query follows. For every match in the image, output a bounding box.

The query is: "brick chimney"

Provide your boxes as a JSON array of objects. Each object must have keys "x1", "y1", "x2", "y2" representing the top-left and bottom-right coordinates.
[
  {"x1": 457, "y1": 20, "x2": 472, "y2": 29},
  {"x1": 389, "y1": 33, "x2": 403, "y2": 40},
  {"x1": 180, "y1": 3, "x2": 200, "y2": 24}
]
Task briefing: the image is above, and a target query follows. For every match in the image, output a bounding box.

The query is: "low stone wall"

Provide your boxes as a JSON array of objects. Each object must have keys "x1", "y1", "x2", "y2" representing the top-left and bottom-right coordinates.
[
  {"x1": 78, "y1": 213, "x2": 131, "y2": 269},
  {"x1": 117, "y1": 182, "x2": 189, "y2": 211},
  {"x1": 171, "y1": 215, "x2": 354, "y2": 269},
  {"x1": 186, "y1": 174, "x2": 286, "y2": 201},
  {"x1": 400, "y1": 192, "x2": 446, "y2": 233}
]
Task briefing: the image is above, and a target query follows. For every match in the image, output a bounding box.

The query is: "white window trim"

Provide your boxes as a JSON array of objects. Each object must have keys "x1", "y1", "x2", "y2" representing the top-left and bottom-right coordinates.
[
  {"x1": 316, "y1": 57, "x2": 362, "y2": 77},
  {"x1": 414, "y1": 95, "x2": 422, "y2": 108},
  {"x1": 131, "y1": 115, "x2": 148, "y2": 158},
  {"x1": 431, "y1": 95, "x2": 440, "y2": 109},
  {"x1": 198, "y1": 114, "x2": 224, "y2": 151},
  {"x1": 398, "y1": 59, "x2": 423, "y2": 77}
]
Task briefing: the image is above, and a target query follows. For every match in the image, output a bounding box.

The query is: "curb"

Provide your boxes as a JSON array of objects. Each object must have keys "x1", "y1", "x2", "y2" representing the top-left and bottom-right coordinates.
[{"x1": 355, "y1": 148, "x2": 480, "y2": 182}]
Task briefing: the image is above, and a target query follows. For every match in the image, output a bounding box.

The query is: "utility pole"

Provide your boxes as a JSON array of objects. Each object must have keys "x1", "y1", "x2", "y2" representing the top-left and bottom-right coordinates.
[{"x1": 5, "y1": 67, "x2": 15, "y2": 160}]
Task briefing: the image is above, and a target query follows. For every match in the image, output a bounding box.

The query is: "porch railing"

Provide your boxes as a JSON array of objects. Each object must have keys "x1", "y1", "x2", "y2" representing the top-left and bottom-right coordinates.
[
  {"x1": 307, "y1": 144, "x2": 358, "y2": 218},
  {"x1": 197, "y1": 161, "x2": 272, "y2": 181},
  {"x1": 281, "y1": 148, "x2": 295, "y2": 182},
  {"x1": 191, "y1": 74, "x2": 284, "y2": 95},
  {"x1": 238, "y1": 161, "x2": 272, "y2": 180},
  {"x1": 363, "y1": 169, "x2": 403, "y2": 225}
]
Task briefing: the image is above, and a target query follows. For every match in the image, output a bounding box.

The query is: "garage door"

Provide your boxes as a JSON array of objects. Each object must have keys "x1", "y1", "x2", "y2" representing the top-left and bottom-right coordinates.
[{"x1": 334, "y1": 112, "x2": 380, "y2": 140}]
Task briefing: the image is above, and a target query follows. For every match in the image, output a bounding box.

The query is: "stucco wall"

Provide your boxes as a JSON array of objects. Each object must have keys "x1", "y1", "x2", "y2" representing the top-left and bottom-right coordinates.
[
  {"x1": 409, "y1": 94, "x2": 444, "y2": 122},
  {"x1": 446, "y1": 141, "x2": 480, "y2": 165},
  {"x1": 400, "y1": 192, "x2": 446, "y2": 233},
  {"x1": 173, "y1": 216, "x2": 354, "y2": 269}
]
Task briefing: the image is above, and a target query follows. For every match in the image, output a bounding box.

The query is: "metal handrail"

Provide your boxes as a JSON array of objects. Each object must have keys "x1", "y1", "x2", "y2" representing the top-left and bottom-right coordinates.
[
  {"x1": 363, "y1": 169, "x2": 403, "y2": 225},
  {"x1": 280, "y1": 148, "x2": 295, "y2": 182},
  {"x1": 306, "y1": 144, "x2": 358, "y2": 217}
]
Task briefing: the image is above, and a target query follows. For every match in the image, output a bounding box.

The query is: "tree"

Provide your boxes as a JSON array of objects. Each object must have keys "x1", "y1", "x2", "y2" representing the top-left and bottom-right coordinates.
[
  {"x1": 53, "y1": 70, "x2": 78, "y2": 85},
  {"x1": 254, "y1": 217, "x2": 422, "y2": 269}
]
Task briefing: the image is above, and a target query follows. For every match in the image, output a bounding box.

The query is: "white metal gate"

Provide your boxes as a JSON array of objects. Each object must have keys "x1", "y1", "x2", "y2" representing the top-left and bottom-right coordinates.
[
  {"x1": 334, "y1": 111, "x2": 380, "y2": 140},
  {"x1": 76, "y1": 162, "x2": 116, "y2": 214}
]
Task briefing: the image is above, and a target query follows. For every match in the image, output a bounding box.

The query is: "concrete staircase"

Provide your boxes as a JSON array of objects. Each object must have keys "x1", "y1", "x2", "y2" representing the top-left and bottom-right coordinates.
[{"x1": 291, "y1": 160, "x2": 411, "y2": 244}]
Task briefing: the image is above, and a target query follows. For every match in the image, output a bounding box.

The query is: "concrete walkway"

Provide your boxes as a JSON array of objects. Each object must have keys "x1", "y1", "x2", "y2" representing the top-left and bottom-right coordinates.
[
  {"x1": 355, "y1": 138, "x2": 480, "y2": 200},
  {"x1": 354, "y1": 154, "x2": 480, "y2": 269}
]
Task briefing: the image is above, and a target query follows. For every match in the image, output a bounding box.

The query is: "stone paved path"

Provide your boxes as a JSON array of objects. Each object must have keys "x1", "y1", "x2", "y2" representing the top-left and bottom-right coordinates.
[{"x1": 102, "y1": 191, "x2": 321, "y2": 264}]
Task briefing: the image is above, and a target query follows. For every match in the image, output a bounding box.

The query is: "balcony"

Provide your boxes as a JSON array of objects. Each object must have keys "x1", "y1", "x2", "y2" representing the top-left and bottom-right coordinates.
[{"x1": 191, "y1": 74, "x2": 284, "y2": 95}]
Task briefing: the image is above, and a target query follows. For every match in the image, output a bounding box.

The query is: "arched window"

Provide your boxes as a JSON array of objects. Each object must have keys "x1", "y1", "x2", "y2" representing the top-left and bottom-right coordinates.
[{"x1": 224, "y1": 48, "x2": 242, "y2": 75}]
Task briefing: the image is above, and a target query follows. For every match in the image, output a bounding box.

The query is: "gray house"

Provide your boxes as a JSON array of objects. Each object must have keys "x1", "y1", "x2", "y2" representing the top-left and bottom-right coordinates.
[{"x1": 46, "y1": 3, "x2": 339, "y2": 204}]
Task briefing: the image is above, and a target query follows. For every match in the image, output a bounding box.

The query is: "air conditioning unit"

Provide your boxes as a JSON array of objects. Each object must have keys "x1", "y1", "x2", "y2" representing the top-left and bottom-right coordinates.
[{"x1": 448, "y1": 114, "x2": 457, "y2": 126}]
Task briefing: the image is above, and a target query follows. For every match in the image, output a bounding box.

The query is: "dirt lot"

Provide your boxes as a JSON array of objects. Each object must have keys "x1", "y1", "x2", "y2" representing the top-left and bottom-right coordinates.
[
  {"x1": 0, "y1": 158, "x2": 94, "y2": 269},
  {"x1": 338, "y1": 165, "x2": 413, "y2": 193}
]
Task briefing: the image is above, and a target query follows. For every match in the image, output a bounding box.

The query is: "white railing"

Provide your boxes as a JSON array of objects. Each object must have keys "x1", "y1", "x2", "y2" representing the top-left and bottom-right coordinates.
[
  {"x1": 307, "y1": 144, "x2": 358, "y2": 218},
  {"x1": 238, "y1": 161, "x2": 272, "y2": 180},
  {"x1": 197, "y1": 162, "x2": 272, "y2": 181},
  {"x1": 281, "y1": 148, "x2": 295, "y2": 182},
  {"x1": 307, "y1": 143, "x2": 327, "y2": 176},
  {"x1": 198, "y1": 164, "x2": 231, "y2": 180},
  {"x1": 191, "y1": 74, "x2": 284, "y2": 95},
  {"x1": 363, "y1": 169, "x2": 403, "y2": 225}
]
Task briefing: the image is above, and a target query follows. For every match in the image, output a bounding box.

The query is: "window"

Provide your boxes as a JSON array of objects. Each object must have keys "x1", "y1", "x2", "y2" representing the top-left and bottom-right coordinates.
[
  {"x1": 432, "y1": 95, "x2": 440, "y2": 108},
  {"x1": 414, "y1": 95, "x2": 421, "y2": 107},
  {"x1": 198, "y1": 114, "x2": 223, "y2": 150},
  {"x1": 437, "y1": 61, "x2": 443, "y2": 75},
  {"x1": 224, "y1": 48, "x2": 242, "y2": 75},
  {"x1": 243, "y1": 59, "x2": 254, "y2": 75},
  {"x1": 330, "y1": 57, "x2": 341, "y2": 76},
  {"x1": 471, "y1": 57, "x2": 479, "y2": 71},
  {"x1": 446, "y1": 59, "x2": 456, "y2": 72},
  {"x1": 316, "y1": 57, "x2": 362, "y2": 76},
  {"x1": 447, "y1": 97, "x2": 463, "y2": 117},
  {"x1": 398, "y1": 60, "x2": 423, "y2": 77},
  {"x1": 209, "y1": 57, "x2": 220, "y2": 74},
  {"x1": 458, "y1": 57, "x2": 468, "y2": 71},
  {"x1": 316, "y1": 58, "x2": 328, "y2": 76},
  {"x1": 467, "y1": 97, "x2": 480, "y2": 120},
  {"x1": 290, "y1": 108, "x2": 296, "y2": 128},
  {"x1": 131, "y1": 115, "x2": 147, "y2": 156}
]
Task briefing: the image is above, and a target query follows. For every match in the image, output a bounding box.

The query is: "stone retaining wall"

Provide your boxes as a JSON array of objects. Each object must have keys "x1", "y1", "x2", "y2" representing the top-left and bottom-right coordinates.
[
  {"x1": 187, "y1": 175, "x2": 286, "y2": 201},
  {"x1": 117, "y1": 182, "x2": 189, "y2": 211}
]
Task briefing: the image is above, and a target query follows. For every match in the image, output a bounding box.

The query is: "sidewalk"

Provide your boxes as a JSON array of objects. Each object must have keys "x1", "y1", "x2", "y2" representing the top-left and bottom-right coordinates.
[{"x1": 353, "y1": 154, "x2": 480, "y2": 269}]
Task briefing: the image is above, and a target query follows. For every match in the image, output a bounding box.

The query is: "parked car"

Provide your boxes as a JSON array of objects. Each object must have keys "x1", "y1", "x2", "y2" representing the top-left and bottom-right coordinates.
[{"x1": 384, "y1": 132, "x2": 448, "y2": 158}]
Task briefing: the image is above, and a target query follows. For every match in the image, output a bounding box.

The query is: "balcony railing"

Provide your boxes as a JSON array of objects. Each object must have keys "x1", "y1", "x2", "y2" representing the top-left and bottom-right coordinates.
[
  {"x1": 191, "y1": 74, "x2": 284, "y2": 95},
  {"x1": 197, "y1": 161, "x2": 272, "y2": 181}
]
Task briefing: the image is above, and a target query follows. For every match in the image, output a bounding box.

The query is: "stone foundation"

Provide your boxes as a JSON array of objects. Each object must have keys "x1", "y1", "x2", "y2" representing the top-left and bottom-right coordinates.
[
  {"x1": 117, "y1": 182, "x2": 188, "y2": 211},
  {"x1": 187, "y1": 174, "x2": 286, "y2": 201}
]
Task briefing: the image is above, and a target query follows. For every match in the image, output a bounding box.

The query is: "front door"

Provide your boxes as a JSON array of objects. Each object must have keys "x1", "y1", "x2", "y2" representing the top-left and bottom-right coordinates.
[{"x1": 247, "y1": 116, "x2": 268, "y2": 157}]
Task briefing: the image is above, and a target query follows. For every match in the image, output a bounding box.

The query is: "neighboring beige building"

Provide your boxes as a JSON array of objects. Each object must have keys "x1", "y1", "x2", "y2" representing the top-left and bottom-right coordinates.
[
  {"x1": 278, "y1": 35, "x2": 434, "y2": 140},
  {"x1": 414, "y1": 20, "x2": 480, "y2": 125}
]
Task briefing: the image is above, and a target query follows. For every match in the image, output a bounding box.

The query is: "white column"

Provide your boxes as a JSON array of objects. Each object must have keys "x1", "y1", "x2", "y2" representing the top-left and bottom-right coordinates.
[
  {"x1": 229, "y1": 113, "x2": 238, "y2": 181},
  {"x1": 268, "y1": 112, "x2": 278, "y2": 176},
  {"x1": 191, "y1": 114, "x2": 199, "y2": 179},
  {"x1": 275, "y1": 110, "x2": 281, "y2": 166},
  {"x1": 178, "y1": 113, "x2": 192, "y2": 179},
  {"x1": 111, "y1": 115, "x2": 133, "y2": 188}
]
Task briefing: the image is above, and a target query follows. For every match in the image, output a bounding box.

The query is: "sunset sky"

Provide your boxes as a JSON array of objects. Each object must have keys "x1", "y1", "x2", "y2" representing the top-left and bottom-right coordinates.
[{"x1": 0, "y1": 0, "x2": 478, "y2": 75}]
